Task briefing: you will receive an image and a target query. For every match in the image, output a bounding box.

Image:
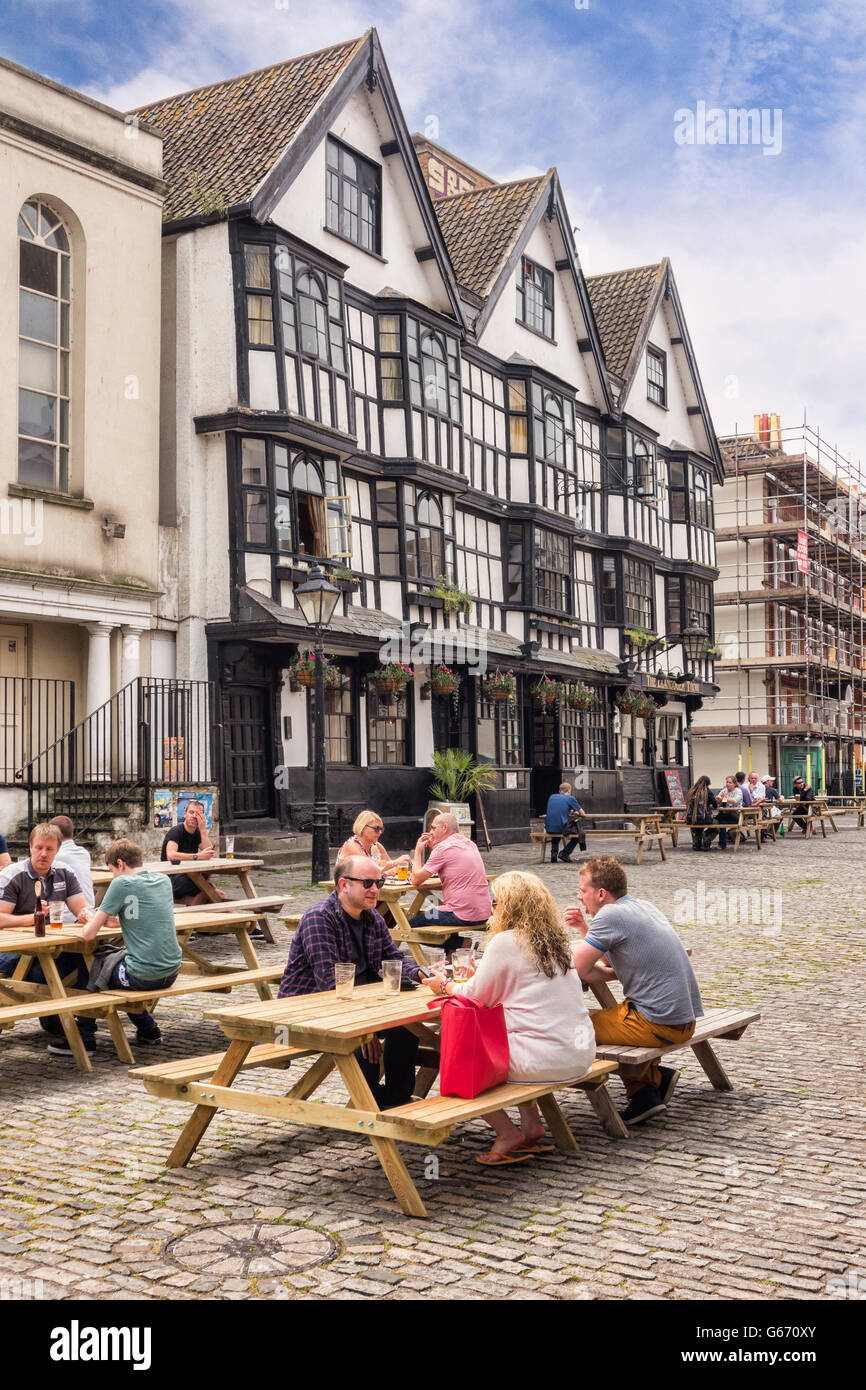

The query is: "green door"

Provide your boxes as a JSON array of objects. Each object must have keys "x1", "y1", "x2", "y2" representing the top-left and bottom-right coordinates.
[{"x1": 780, "y1": 744, "x2": 824, "y2": 796}]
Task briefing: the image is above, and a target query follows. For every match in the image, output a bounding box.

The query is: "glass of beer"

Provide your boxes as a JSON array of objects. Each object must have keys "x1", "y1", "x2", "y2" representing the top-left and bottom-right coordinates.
[
  {"x1": 334, "y1": 962, "x2": 355, "y2": 1000},
  {"x1": 49, "y1": 898, "x2": 65, "y2": 931},
  {"x1": 382, "y1": 960, "x2": 402, "y2": 996},
  {"x1": 225, "y1": 836, "x2": 235, "y2": 860},
  {"x1": 396, "y1": 863, "x2": 410, "y2": 882},
  {"x1": 452, "y1": 949, "x2": 474, "y2": 982}
]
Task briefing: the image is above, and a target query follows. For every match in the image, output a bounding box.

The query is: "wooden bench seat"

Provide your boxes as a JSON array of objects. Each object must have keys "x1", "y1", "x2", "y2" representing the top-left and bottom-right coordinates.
[
  {"x1": 592, "y1": 1006, "x2": 760, "y2": 1092},
  {"x1": 130, "y1": 1040, "x2": 312, "y2": 1084},
  {"x1": 531, "y1": 821, "x2": 666, "y2": 865}
]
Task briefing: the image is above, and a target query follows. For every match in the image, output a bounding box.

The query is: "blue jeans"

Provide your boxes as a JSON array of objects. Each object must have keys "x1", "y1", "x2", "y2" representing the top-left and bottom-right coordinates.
[
  {"x1": 104, "y1": 959, "x2": 179, "y2": 1038},
  {"x1": 0, "y1": 952, "x2": 97, "y2": 1042},
  {"x1": 408, "y1": 907, "x2": 489, "y2": 956}
]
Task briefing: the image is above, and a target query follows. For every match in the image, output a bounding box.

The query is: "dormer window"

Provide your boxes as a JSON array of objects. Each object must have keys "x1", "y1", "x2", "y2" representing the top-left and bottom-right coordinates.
[
  {"x1": 647, "y1": 346, "x2": 667, "y2": 406},
  {"x1": 517, "y1": 257, "x2": 554, "y2": 339},
  {"x1": 326, "y1": 137, "x2": 381, "y2": 255}
]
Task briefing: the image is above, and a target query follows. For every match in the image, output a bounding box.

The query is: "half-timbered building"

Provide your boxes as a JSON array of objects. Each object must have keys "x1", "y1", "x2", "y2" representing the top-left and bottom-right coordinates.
[{"x1": 137, "y1": 30, "x2": 721, "y2": 842}]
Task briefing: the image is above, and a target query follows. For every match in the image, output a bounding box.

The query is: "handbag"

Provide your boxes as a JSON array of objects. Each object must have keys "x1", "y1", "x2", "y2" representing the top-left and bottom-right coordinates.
[{"x1": 428, "y1": 995, "x2": 509, "y2": 1098}]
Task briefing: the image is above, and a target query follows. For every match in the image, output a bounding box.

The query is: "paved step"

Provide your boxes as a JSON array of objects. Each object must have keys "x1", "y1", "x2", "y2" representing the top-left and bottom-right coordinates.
[{"x1": 226, "y1": 833, "x2": 313, "y2": 870}]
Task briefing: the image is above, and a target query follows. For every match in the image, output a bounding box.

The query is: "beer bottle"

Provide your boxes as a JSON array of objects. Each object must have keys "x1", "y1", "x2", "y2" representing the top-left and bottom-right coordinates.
[{"x1": 34, "y1": 879, "x2": 46, "y2": 937}]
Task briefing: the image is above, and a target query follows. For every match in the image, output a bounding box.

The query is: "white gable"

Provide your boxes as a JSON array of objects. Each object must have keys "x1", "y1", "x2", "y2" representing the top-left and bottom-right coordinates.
[
  {"x1": 477, "y1": 218, "x2": 604, "y2": 409},
  {"x1": 269, "y1": 85, "x2": 454, "y2": 314},
  {"x1": 622, "y1": 297, "x2": 709, "y2": 454}
]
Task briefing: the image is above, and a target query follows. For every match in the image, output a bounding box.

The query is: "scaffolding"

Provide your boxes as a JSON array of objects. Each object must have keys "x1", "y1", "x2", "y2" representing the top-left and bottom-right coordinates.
[{"x1": 691, "y1": 414, "x2": 866, "y2": 794}]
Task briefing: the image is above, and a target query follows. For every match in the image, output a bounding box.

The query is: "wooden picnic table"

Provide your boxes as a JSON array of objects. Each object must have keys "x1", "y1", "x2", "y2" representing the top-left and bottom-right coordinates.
[
  {"x1": 0, "y1": 902, "x2": 283, "y2": 1071},
  {"x1": 532, "y1": 811, "x2": 666, "y2": 864},
  {"x1": 92, "y1": 858, "x2": 274, "y2": 942},
  {"x1": 317, "y1": 875, "x2": 495, "y2": 965},
  {"x1": 131, "y1": 982, "x2": 623, "y2": 1217}
]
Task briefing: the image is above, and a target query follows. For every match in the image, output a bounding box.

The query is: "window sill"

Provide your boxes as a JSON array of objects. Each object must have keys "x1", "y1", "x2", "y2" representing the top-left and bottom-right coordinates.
[
  {"x1": 515, "y1": 319, "x2": 556, "y2": 346},
  {"x1": 8, "y1": 482, "x2": 94, "y2": 511},
  {"x1": 407, "y1": 590, "x2": 445, "y2": 609},
  {"x1": 646, "y1": 397, "x2": 669, "y2": 411},
  {"x1": 322, "y1": 224, "x2": 387, "y2": 264}
]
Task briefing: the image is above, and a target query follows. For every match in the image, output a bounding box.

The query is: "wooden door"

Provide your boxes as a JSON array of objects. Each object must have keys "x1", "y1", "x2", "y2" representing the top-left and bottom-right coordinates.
[{"x1": 222, "y1": 685, "x2": 273, "y2": 820}]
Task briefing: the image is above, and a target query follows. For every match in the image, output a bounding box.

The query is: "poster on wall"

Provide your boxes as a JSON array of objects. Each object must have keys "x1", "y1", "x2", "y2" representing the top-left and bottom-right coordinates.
[
  {"x1": 177, "y1": 789, "x2": 214, "y2": 828},
  {"x1": 152, "y1": 789, "x2": 175, "y2": 828}
]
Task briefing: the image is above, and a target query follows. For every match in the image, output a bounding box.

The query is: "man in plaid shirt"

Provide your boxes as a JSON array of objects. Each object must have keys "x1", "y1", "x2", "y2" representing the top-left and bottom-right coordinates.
[{"x1": 279, "y1": 854, "x2": 422, "y2": 1107}]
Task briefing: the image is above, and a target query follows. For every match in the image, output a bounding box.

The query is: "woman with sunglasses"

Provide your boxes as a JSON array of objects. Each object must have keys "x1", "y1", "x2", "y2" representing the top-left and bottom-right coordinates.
[
  {"x1": 337, "y1": 810, "x2": 410, "y2": 873},
  {"x1": 425, "y1": 870, "x2": 595, "y2": 1165}
]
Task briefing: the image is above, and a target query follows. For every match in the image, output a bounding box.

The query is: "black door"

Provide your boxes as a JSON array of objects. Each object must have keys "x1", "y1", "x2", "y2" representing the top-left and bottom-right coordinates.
[
  {"x1": 222, "y1": 685, "x2": 273, "y2": 820},
  {"x1": 529, "y1": 706, "x2": 561, "y2": 816}
]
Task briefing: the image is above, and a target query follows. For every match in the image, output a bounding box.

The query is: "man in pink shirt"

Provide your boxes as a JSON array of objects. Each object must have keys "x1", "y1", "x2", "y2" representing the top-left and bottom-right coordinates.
[{"x1": 409, "y1": 812, "x2": 492, "y2": 955}]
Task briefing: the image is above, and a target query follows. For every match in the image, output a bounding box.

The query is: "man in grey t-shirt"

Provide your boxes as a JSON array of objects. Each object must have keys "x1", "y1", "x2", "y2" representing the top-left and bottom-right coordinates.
[{"x1": 566, "y1": 856, "x2": 703, "y2": 1127}]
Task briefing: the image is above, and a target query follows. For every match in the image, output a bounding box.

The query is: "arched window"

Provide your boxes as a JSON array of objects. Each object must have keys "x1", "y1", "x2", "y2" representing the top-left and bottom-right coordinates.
[
  {"x1": 420, "y1": 331, "x2": 448, "y2": 414},
  {"x1": 542, "y1": 393, "x2": 564, "y2": 465},
  {"x1": 296, "y1": 270, "x2": 328, "y2": 359},
  {"x1": 416, "y1": 493, "x2": 444, "y2": 578},
  {"x1": 18, "y1": 199, "x2": 70, "y2": 490}
]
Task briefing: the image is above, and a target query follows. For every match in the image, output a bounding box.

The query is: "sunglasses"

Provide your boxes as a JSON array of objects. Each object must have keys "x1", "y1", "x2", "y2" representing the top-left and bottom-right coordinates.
[
  {"x1": 343, "y1": 876, "x2": 386, "y2": 890},
  {"x1": 370, "y1": 825, "x2": 383, "y2": 833}
]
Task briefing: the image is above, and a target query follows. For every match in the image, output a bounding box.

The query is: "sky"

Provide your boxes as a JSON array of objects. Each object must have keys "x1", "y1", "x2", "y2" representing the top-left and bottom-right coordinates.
[{"x1": 3, "y1": 0, "x2": 865, "y2": 461}]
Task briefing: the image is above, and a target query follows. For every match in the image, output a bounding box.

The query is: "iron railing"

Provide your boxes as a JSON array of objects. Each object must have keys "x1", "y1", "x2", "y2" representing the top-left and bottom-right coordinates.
[
  {"x1": 1, "y1": 677, "x2": 75, "y2": 785},
  {"x1": 22, "y1": 677, "x2": 215, "y2": 832}
]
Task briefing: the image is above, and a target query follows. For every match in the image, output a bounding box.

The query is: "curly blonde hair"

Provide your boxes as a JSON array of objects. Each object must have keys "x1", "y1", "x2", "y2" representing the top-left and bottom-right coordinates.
[{"x1": 489, "y1": 870, "x2": 572, "y2": 979}]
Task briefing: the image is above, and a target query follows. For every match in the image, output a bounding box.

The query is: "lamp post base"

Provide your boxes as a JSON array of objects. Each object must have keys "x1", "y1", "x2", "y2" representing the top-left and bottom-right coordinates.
[{"x1": 312, "y1": 803, "x2": 331, "y2": 886}]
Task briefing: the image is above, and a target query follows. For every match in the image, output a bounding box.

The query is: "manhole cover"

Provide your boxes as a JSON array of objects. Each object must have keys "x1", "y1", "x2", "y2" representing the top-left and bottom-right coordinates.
[{"x1": 166, "y1": 1222, "x2": 340, "y2": 1276}]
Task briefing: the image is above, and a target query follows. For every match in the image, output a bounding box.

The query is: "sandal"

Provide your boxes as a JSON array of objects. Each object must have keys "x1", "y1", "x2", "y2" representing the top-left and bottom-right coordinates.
[
  {"x1": 513, "y1": 1141, "x2": 556, "y2": 1155},
  {"x1": 475, "y1": 1150, "x2": 533, "y2": 1166}
]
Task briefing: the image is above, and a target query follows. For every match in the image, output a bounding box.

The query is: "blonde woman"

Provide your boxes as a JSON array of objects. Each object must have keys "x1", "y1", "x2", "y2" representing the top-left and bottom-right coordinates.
[
  {"x1": 337, "y1": 811, "x2": 410, "y2": 873},
  {"x1": 425, "y1": 870, "x2": 596, "y2": 1165}
]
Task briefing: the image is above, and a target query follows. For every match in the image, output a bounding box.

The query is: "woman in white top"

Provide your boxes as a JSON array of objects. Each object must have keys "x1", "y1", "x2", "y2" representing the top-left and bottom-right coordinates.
[
  {"x1": 336, "y1": 810, "x2": 410, "y2": 873},
  {"x1": 425, "y1": 870, "x2": 596, "y2": 1165}
]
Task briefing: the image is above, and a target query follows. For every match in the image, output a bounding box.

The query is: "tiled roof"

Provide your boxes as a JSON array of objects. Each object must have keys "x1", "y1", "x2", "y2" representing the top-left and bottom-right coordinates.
[
  {"x1": 434, "y1": 176, "x2": 547, "y2": 300},
  {"x1": 131, "y1": 36, "x2": 366, "y2": 222},
  {"x1": 585, "y1": 262, "x2": 665, "y2": 380}
]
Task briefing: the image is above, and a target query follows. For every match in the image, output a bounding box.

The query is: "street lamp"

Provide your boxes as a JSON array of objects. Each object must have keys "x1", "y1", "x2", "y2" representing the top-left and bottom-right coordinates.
[
  {"x1": 295, "y1": 564, "x2": 341, "y2": 885},
  {"x1": 681, "y1": 621, "x2": 709, "y2": 670}
]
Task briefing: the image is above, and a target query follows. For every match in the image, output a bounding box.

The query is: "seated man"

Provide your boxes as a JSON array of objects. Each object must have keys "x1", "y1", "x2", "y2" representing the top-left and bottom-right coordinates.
[
  {"x1": 735, "y1": 769, "x2": 753, "y2": 806},
  {"x1": 566, "y1": 856, "x2": 703, "y2": 1126},
  {"x1": 409, "y1": 812, "x2": 492, "y2": 956},
  {"x1": 49, "y1": 816, "x2": 95, "y2": 922},
  {"x1": 161, "y1": 800, "x2": 226, "y2": 904},
  {"x1": 279, "y1": 855, "x2": 422, "y2": 1108},
  {"x1": 0, "y1": 822, "x2": 94, "y2": 1056},
  {"x1": 791, "y1": 776, "x2": 815, "y2": 834},
  {"x1": 81, "y1": 838, "x2": 182, "y2": 1046},
  {"x1": 544, "y1": 781, "x2": 587, "y2": 862}
]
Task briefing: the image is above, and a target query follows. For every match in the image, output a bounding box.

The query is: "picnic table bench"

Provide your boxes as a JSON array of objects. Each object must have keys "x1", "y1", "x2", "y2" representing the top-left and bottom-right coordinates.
[
  {"x1": 592, "y1": 1005, "x2": 761, "y2": 1092},
  {"x1": 777, "y1": 797, "x2": 840, "y2": 838},
  {"x1": 131, "y1": 983, "x2": 625, "y2": 1217},
  {"x1": 0, "y1": 905, "x2": 285, "y2": 1071},
  {"x1": 530, "y1": 812, "x2": 667, "y2": 865},
  {"x1": 92, "y1": 857, "x2": 275, "y2": 942}
]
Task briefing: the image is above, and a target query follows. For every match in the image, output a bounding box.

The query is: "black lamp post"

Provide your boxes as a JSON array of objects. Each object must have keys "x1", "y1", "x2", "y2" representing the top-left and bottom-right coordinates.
[{"x1": 295, "y1": 564, "x2": 341, "y2": 885}]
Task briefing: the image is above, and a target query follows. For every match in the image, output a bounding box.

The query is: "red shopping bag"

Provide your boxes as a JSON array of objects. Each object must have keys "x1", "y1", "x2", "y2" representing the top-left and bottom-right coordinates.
[{"x1": 428, "y1": 995, "x2": 509, "y2": 1098}]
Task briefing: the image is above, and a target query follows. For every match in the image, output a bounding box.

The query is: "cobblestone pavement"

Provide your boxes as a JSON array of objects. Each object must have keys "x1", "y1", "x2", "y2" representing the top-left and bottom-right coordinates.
[{"x1": 1, "y1": 828, "x2": 865, "y2": 1301}]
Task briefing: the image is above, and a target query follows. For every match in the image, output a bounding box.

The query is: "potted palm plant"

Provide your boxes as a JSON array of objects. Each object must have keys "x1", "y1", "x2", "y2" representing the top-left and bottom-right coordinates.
[{"x1": 427, "y1": 750, "x2": 498, "y2": 840}]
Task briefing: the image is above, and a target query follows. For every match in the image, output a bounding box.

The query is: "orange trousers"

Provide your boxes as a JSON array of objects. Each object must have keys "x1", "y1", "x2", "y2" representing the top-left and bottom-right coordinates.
[{"x1": 591, "y1": 1000, "x2": 696, "y2": 1096}]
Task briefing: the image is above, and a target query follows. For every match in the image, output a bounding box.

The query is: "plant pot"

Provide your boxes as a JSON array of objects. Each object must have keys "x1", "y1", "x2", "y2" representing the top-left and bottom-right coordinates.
[
  {"x1": 486, "y1": 689, "x2": 513, "y2": 703},
  {"x1": 294, "y1": 669, "x2": 316, "y2": 687},
  {"x1": 375, "y1": 678, "x2": 409, "y2": 695},
  {"x1": 431, "y1": 680, "x2": 457, "y2": 697}
]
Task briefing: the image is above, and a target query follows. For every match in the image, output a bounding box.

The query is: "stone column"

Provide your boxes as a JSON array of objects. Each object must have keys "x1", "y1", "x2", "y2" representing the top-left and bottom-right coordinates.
[
  {"x1": 120, "y1": 626, "x2": 146, "y2": 776},
  {"x1": 84, "y1": 622, "x2": 114, "y2": 779}
]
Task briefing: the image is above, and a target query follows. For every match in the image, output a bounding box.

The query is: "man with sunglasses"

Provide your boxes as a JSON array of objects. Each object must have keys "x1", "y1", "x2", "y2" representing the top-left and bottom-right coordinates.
[{"x1": 277, "y1": 855, "x2": 421, "y2": 1107}]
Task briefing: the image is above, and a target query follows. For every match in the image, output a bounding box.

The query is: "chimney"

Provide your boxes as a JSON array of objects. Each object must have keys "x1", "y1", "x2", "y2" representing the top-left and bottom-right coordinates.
[{"x1": 769, "y1": 413, "x2": 782, "y2": 450}]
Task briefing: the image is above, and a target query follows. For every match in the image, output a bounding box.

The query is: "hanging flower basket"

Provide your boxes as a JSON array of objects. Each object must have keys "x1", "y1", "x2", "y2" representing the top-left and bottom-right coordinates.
[
  {"x1": 482, "y1": 670, "x2": 516, "y2": 703},
  {"x1": 290, "y1": 650, "x2": 340, "y2": 689},
  {"x1": 531, "y1": 677, "x2": 560, "y2": 707},
  {"x1": 616, "y1": 689, "x2": 660, "y2": 720},
  {"x1": 430, "y1": 663, "x2": 460, "y2": 697},
  {"x1": 566, "y1": 682, "x2": 599, "y2": 710},
  {"x1": 372, "y1": 662, "x2": 414, "y2": 695}
]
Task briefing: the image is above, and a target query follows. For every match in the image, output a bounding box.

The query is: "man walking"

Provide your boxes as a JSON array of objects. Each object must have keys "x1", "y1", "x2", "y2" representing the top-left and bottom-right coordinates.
[
  {"x1": 279, "y1": 855, "x2": 421, "y2": 1107},
  {"x1": 544, "y1": 782, "x2": 587, "y2": 862},
  {"x1": 567, "y1": 856, "x2": 703, "y2": 1126}
]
